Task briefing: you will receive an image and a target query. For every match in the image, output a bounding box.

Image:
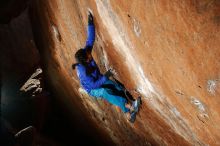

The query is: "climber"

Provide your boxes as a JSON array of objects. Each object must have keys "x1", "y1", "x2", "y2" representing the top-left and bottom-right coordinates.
[{"x1": 72, "y1": 11, "x2": 140, "y2": 123}]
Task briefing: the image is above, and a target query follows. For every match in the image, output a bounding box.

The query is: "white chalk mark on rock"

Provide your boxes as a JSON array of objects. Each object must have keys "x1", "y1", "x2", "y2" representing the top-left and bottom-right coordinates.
[
  {"x1": 207, "y1": 79, "x2": 219, "y2": 95},
  {"x1": 102, "y1": 49, "x2": 110, "y2": 70},
  {"x1": 190, "y1": 97, "x2": 210, "y2": 124},
  {"x1": 190, "y1": 97, "x2": 206, "y2": 112},
  {"x1": 137, "y1": 65, "x2": 155, "y2": 97},
  {"x1": 133, "y1": 19, "x2": 141, "y2": 37}
]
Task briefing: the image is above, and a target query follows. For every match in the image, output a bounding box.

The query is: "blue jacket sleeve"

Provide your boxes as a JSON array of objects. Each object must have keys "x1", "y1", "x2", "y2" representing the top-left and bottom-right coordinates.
[
  {"x1": 83, "y1": 74, "x2": 107, "y2": 89},
  {"x1": 84, "y1": 24, "x2": 95, "y2": 52},
  {"x1": 78, "y1": 65, "x2": 107, "y2": 89}
]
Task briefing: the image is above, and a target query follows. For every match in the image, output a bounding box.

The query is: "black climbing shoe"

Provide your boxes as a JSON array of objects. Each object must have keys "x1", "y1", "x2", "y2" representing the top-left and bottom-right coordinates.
[
  {"x1": 129, "y1": 97, "x2": 141, "y2": 123},
  {"x1": 129, "y1": 111, "x2": 137, "y2": 123}
]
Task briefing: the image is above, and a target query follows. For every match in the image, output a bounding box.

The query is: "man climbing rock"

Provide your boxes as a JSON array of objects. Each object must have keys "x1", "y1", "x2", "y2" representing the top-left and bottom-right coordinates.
[{"x1": 72, "y1": 11, "x2": 140, "y2": 123}]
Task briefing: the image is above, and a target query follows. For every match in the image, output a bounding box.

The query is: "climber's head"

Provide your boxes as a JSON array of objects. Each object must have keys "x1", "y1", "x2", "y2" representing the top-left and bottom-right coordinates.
[
  {"x1": 74, "y1": 49, "x2": 86, "y2": 65},
  {"x1": 74, "y1": 48, "x2": 92, "y2": 65},
  {"x1": 72, "y1": 47, "x2": 93, "y2": 70}
]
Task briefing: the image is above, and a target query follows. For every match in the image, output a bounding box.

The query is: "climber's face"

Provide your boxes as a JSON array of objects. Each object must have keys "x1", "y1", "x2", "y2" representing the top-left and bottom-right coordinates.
[{"x1": 86, "y1": 51, "x2": 92, "y2": 63}]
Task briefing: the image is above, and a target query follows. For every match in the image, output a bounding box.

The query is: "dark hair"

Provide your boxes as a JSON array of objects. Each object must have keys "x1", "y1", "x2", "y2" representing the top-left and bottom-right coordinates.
[
  {"x1": 72, "y1": 48, "x2": 95, "y2": 75},
  {"x1": 72, "y1": 63, "x2": 79, "y2": 69},
  {"x1": 72, "y1": 49, "x2": 87, "y2": 69}
]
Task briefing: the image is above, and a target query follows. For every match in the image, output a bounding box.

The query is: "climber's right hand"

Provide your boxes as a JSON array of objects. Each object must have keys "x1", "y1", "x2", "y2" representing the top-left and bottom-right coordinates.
[
  {"x1": 105, "y1": 68, "x2": 116, "y2": 78},
  {"x1": 105, "y1": 69, "x2": 114, "y2": 78},
  {"x1": 88, "y1": 11, "x2": 93, "y2": 25}
]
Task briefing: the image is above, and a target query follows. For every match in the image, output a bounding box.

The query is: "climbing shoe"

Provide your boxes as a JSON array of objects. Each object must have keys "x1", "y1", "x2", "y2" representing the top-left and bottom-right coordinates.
[
  {"x1": 132, "y1": 96, "x2": 141, "y2": 113},
  {"x1": 129, "y1": 111, "x2": 137, "y2": 123}
]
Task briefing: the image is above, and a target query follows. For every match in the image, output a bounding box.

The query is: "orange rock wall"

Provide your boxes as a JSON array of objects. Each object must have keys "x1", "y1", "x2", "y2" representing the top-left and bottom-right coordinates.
[{"x1": 30, "y1": 0, "x2": 220, "y2": 145}]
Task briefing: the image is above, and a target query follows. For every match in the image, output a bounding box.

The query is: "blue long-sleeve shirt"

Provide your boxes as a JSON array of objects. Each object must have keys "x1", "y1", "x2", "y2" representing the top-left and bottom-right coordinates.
[{"x1": 76, "y1": 23, "x2": 107, "y2": 93}]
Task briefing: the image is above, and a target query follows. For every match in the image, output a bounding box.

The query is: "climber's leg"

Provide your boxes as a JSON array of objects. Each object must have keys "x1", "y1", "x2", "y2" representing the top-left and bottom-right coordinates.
[
  {"x1": 89, "y1": 88, "x2": 129, "y2": 113},
  {"x1": 103, "y1": 79, "x2": 124, "y2": 91}
]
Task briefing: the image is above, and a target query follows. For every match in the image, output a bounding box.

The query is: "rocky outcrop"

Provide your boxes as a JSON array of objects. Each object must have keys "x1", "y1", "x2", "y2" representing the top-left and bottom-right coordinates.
[
  {"x1": 29, "y1": 0, "x2": 220, "y2": 145},
  {"x1": 20, "y1": 68, "x2": 43, "y2": 96}
]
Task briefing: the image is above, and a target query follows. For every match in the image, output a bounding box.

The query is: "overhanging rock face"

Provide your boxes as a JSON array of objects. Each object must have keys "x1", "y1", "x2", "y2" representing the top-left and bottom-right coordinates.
[{"x1": 30, "y1": 0, "x2": 220, "y2": 145}]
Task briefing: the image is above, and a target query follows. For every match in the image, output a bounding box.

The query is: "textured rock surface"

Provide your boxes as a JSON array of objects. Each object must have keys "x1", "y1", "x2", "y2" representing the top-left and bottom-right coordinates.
[{"x1": 30, "y1": 0, "x2": 220, "y2": 145}]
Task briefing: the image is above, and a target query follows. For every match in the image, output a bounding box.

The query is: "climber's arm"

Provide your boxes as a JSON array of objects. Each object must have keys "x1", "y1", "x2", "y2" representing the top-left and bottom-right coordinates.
[
  {"x1": 84, "y1": 12, "x2": 95, "y2": 52},
  {"x1": 78, "y1": 65, "x2": 107, "y2": 89}
]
